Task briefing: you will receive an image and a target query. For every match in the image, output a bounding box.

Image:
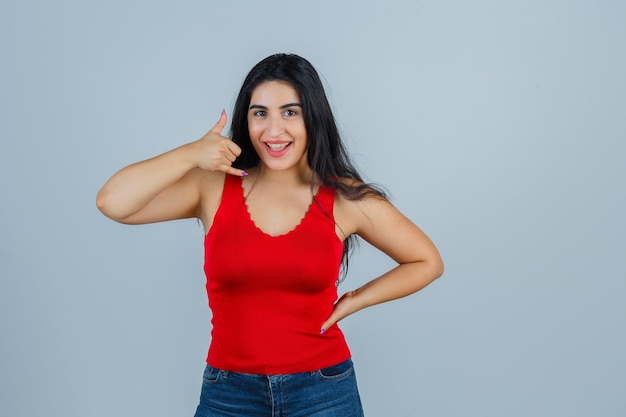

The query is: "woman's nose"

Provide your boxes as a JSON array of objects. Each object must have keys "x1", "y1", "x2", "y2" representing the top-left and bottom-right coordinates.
[{"x1": 268, "y1": 115, "x2": 285, "y2": 137}]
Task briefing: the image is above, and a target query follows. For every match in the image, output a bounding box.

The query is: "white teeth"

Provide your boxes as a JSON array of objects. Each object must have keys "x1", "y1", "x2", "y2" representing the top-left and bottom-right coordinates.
[{"x1": 267, "y1": 143, "x2": 289, "y2": 150}]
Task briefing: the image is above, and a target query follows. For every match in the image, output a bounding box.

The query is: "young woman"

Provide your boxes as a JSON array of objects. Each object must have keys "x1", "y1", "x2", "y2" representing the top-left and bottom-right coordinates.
[{"x1": 97, "y1": 53, "x2": 443, "y2": 416}]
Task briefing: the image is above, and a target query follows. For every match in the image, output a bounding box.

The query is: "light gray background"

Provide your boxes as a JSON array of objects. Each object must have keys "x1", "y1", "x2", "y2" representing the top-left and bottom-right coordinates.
[{"x1": 1, "y1": 1, "x2": 625, "y2": 416}]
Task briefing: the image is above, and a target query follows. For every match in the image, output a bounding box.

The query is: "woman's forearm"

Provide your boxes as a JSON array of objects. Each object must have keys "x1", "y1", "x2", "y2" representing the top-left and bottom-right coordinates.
[
  {"x1": 320, "y1": 259, "x2": 443, "y2": 332},
  {"x1": 352, "y1": 260, "x2": 443, "y2": 310}
]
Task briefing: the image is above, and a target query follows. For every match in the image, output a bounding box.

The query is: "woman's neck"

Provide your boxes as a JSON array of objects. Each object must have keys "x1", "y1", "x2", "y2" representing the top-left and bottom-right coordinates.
[{"x1": 255, "y1": 161, "x2": 316, "y2": 187}]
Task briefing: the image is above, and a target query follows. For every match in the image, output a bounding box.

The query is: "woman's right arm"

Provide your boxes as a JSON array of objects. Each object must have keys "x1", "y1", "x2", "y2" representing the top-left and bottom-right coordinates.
[{"x1": 96, "y1": 111, "x2": 246, "y2": 225}]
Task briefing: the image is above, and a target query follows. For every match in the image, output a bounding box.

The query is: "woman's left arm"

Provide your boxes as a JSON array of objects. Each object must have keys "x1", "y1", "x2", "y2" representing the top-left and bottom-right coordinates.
[{"x1": 321, "y1": 195, "x2": 444, "y2": 333}]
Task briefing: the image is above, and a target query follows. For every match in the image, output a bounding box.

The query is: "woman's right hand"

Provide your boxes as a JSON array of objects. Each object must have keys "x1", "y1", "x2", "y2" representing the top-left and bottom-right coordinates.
[{"x1": 190, "y1": 110, "x2": 247, "y2": 177}]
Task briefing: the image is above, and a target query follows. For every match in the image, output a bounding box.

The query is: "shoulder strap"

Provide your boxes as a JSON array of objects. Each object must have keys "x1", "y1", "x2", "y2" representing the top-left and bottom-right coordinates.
[
  {"x1": 313, "y1": 184, "x2": 336, "y2": 221},
  {"x1": 217, "y1": 174, "x2": 244, "y2": 213}
]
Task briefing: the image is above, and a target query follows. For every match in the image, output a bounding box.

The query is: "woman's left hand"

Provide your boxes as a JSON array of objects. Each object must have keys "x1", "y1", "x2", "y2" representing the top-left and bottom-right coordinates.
[{"x1": 320, "y1": 290, "x2": 362, "y2": 334}]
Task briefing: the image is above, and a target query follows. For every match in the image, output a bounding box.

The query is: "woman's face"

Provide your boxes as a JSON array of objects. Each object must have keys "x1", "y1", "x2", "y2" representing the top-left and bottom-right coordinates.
[{"x1": 247, "y1": 80, "x2": 308, "y2": 172}]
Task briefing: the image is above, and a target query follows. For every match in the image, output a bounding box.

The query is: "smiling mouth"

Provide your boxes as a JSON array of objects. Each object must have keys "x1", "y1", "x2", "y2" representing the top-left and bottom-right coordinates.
[{"x1": 266, "y1": 142, "x2": 291, "y2": 150}]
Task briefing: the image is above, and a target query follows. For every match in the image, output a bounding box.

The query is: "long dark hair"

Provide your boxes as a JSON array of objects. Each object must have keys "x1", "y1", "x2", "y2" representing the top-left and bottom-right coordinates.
[{"x1": 230, "y1": 53, "x2": 385, "y2": 277}]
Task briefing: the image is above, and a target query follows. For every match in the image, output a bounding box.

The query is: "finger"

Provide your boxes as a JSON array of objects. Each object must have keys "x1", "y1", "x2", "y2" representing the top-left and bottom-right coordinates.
[
  {"x1": 226, "y1": 140, "x2": 242, "y2": 158},
  {"x1": 320, "y1": 291, "x2": 356, "y2": 334},
  {"x1": 319, "y1": 315, "x2": 337, "y2": 335},
  {"x1": 210, "y1": 109, "x2": 228, "y2": 134},
  {"x1": 223, "y1": 166, "x2": 248, "y2": 177},
  {"x1": 320, "y1": 306, "x2": 343, "y2": 335},
  {"x1": 219, "y1": 143, "x2": 242, "y2": 166}
]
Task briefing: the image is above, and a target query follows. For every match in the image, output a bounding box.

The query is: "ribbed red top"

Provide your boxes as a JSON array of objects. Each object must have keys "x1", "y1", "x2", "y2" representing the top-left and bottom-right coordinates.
[{"x1": 203, "y1": 174, "x2": 350, "y2": 374}]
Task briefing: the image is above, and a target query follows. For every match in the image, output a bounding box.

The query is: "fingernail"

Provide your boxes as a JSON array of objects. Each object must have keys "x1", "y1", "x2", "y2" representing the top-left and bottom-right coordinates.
[
  {"x1": 241, "y1": 171, "x2": 248, "y2": 177},
  {"x1": 320, "y1": 328, "x2": 326, "y2": 335}
]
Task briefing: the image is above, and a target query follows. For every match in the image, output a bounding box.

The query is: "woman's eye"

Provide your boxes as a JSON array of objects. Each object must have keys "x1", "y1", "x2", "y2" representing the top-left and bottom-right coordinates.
[
  {"x1": 253, "y1": 110, "x2": 266, "y2": 117},
  {"x1": 284, "y1": 109, "x2": 297, "y2": 117}
]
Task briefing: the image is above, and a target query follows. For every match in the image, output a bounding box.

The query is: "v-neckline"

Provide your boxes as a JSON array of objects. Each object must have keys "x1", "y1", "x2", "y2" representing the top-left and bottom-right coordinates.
[{"x1": 239, "y1": 177, "x2": 318, "y2": 238}]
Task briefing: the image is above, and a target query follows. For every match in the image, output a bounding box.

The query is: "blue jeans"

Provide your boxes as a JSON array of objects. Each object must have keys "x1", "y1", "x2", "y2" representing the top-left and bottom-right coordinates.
[{"x1": 193, "y1": 358, "x2": 365, "y2": 417}]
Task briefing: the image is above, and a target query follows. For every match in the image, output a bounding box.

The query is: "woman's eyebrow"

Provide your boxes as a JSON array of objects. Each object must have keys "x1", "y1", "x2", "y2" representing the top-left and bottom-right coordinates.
[
  {"x1": 279, "y1": 103, "x2": 302, "y2": 109},
  {"x1": 249, "y1": 103, "x2": 302, "y2": 110}
]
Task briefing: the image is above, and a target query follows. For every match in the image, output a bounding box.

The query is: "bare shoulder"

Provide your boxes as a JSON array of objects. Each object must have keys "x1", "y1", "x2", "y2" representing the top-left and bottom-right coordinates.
[
  {"x1": 335, "y1": 181, "x2": 440, "y2": 264},
  {"x1": 333, "y1": 178, "x2": 389, "y2": 238}
]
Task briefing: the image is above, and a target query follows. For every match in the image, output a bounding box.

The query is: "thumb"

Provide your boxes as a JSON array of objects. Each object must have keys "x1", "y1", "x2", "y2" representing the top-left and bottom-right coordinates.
[{"x1": 210, "y1": 109, "x2": 228, "y2": 134}]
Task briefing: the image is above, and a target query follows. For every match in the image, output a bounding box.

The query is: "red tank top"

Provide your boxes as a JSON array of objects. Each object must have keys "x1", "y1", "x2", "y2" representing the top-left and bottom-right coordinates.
[{"x1": 203, "y1": 174, "x2": 351, "y2": 374}]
